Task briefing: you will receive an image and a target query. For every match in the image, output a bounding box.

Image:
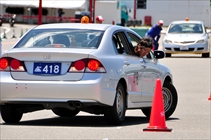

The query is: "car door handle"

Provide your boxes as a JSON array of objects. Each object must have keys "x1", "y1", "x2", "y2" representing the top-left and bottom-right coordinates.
[
  {"x1": 141, "y1": 64, "x2": 146, "y2": 68},
  {"x1": 124, "y1": 61, "x2": 130, "y2": 65}
]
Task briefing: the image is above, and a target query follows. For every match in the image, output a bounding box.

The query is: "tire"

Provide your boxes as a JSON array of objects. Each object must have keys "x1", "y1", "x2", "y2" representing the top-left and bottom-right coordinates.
[
  {"x1": 0, "y1": 104, "x2": 23, "y2": 123},
  {"x1": 121, "y1": 19, "x2": 125, "y2": 26},
  {"x1": 52, "y1": 108, "x2": 80, "y2": 117},
  {"x1": 142, "y1": 81, "x2": 178, "y2": 119},
  {"x1": 165, "y1": 53, "x2": 171, "y2": 57},
  {"x1": 104, "y1": 83, "x2": 126, "y2": 125},
  {"x1": 202, "y1": 52, "x2": 210, "y2": 58}
]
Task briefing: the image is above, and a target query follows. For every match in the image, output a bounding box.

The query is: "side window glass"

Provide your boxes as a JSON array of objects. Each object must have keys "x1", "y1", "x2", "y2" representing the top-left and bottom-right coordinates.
[
  {"x1": 126, "y1": 32, "x2": 141, "y2": 56},
  {"x1": 112, "y1": 35, "x2": 121, "y2": 54},
  {"x1": 113, "y1": 34, "x2": 125, "y2": 54},
  {"x1": 113, "y1": 32, "x2": 138, "y2": 55}
]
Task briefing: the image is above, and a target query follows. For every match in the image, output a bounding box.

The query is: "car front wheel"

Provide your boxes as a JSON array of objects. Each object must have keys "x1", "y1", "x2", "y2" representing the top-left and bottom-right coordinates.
[
  {"x1": 202, "y1": 52, "x2": 210, "y2": 58},
  {"x1": 142, "y1": 81, "x2": 178, "y2": 119},
  {"x1": 104, "y1": 83, "x2": 126, "y2": 125},
  {"x1": 0, "y1": 104, "x2": 23, "y2": 123},
  {"x1": 165, "y1": 53, "x2": 171, "y2": 57}
]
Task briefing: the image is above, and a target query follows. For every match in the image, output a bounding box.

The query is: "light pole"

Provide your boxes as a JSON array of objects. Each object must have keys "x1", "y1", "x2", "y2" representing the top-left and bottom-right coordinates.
[
  {"x1": 89, "y1": 0, "x2": 92, "y2": 23},
  {"x1": 134, "y1": 0, "x2": 136, "y2": 20},
  {"x1": 38, "y1": 0, "x2": 42, "y2": 25}
]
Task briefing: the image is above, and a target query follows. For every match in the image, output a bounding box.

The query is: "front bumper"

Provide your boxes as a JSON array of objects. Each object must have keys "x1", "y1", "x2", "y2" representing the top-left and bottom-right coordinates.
[{"x1": 163, "y1": 43, "x2": 209, "y2": 54}]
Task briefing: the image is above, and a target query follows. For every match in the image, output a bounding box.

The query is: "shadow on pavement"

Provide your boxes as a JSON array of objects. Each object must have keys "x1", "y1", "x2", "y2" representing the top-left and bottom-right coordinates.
[{"x1": 0, "y1": 115, "x2": 179, "y2": 127}]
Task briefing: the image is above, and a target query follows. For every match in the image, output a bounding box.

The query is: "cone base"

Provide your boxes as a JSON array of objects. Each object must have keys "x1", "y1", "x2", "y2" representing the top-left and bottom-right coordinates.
[
  {"x1": 208, "y1": 97, "x2": 211, "y2": 100},
  {"x1": 143, "y1": 127, "x2": 172, "y2": 132}
]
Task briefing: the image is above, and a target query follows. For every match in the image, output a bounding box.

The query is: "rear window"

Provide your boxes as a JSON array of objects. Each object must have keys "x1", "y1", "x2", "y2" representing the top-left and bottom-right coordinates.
[{"x1": 15, "y1": 29, "x2": 104, "y2": 49}]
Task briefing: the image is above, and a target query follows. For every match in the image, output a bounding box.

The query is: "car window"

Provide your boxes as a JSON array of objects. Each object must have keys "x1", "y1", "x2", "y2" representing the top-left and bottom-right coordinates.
[
  {"x1": 126, "y1": 32, "x2": 141, "y2": 56},
  {"x1": 112, "y1": 32, "x2": 133, "y2": 55},
  {"x1": 168, "y1": 23, "x2": 203, "y2": 34},
  {"x1": 15, "y1": 29, "x2": 104, "y2": 49}
]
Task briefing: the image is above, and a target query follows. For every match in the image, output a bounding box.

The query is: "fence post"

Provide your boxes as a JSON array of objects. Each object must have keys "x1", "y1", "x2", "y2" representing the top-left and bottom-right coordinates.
[
  {"x1": 3, "y1": 29, "x2": 7, "y2": 39},
  {"x1": 20, "y1": 29, "x2": 23, "y2": 38}
]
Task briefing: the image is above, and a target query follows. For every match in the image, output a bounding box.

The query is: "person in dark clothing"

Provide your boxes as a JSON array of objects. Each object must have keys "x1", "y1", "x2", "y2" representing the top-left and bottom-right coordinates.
[
  {"x1": 145, "y1": 20, "x2": 163, "y2": 50},
  {"x1": 58, "y1": 9, "x2": 65, "y2": 22}
]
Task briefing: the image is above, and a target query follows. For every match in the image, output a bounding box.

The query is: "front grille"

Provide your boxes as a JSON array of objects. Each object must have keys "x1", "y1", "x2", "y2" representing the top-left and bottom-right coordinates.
[
  {"x1": 174, "y1": 41, "x2": 195, "y2": 44},
  {"x1": 174, "y1": 48, "x2": 194, "y2": 51}
]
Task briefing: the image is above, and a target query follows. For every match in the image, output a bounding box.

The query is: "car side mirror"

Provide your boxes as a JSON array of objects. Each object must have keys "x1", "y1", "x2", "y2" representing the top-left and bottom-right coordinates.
[{"x1": 154, "y1": 50, "x2": 165, "y2": 59}]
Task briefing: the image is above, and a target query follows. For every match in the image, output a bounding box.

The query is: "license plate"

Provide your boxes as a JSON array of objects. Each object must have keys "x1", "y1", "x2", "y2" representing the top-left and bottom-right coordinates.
[
  {"x1": 33, "y1": 62, "x2": 61, "y2": 75},
  {"x1": 180, "y1": 46, "x2": 189, "y2": 50}
]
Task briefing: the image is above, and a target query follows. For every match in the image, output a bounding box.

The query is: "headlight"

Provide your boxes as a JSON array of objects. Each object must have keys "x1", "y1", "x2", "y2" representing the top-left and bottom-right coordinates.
[
  {"x1": 164, "y1": 39, "x2": 173, "y2": 44},
  {"x1": 196, "y1": 39, "x2": 206, "y2": 44}
]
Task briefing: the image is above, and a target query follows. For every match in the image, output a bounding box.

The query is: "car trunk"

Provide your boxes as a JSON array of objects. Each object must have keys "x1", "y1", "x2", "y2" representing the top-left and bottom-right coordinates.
[{"x1": 7, "y1": 48, "x2": 95, "y2": 81}]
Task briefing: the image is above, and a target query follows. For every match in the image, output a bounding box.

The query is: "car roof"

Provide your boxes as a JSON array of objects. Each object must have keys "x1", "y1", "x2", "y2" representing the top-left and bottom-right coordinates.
[
  {"x1": 170, "y1": 20, "x2": 204, "y2": 24},
  {"x1": 33, "y1": 23, "x2": 120, "y2": 31}
]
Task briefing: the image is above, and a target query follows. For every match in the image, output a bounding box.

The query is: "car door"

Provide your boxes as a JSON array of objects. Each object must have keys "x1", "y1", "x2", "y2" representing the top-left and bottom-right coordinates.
[
  {"x1": 139, "y1": 52, "x2": 162, "y2": 102},
  {"x1": 124, "y1": 31, "x2": 162, "y2": 103},
  {"x1": 122, "y1": 31, "x2": 146, "y2": 103},
  {"x1": 112, "y1": 31, "x2": 143, "y2": 103}
]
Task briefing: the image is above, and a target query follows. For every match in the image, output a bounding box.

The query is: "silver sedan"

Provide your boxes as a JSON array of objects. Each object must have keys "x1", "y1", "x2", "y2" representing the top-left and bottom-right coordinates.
[
  {"x1": 0, "y1": 23, "x2": 178, "y2": 125},
  {"x1": 162, "y1": 20, "x2": 210, "y2": 57}
]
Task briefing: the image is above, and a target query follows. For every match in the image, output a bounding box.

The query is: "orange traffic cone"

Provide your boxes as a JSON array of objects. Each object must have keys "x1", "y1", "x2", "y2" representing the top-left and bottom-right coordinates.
[
  {"x1": 143, "y1": 79, "x2": 172, "y2": 132},
  {"x1": 208, "y1": 93, "x2": 211, "y2": 100}
]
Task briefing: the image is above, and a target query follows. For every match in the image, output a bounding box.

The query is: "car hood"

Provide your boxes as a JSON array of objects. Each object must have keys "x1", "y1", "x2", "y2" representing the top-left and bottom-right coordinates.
[{"x1": 164, "y1": 33, "x2": 206, "y2": 41}]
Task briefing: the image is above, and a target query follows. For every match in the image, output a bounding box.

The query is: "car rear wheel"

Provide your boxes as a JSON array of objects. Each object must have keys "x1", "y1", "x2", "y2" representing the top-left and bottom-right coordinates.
[
  {"x1": 104, "y1": 83, "x2": 126, "y2": 125},
  {"x1": 202, "y1": 52, "x2": 210, "y2": 58},
  {"x1": 0, "y1": 104, "x2": 23, "y2": 123},
  {"x1": 141, "y1": 81, "x2": 178, "y2": 119},
  {"x1": 52, "y1": 108, "x2": 80, "y2": 117},
  {"x1": 165, "y1": 53, "x2": 171, "y2": 57}
]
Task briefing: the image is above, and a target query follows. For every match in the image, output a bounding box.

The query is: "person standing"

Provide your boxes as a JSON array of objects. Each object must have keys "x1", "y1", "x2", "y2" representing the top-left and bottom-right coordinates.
[
  {"x1": 58, "y1": 9, "x2": 64, "y2": 22},
  {"x1": 96, "y1": 15, "x2": 104, "y2": 24},
  {"x1": 145, "y1": 20, "x2": 163, "y2": 50}
]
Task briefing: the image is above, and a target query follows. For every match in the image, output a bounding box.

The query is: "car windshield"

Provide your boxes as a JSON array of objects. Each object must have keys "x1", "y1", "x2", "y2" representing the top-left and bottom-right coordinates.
[
  {"x1": 168, "y1": 23, "x2": 203, "y2": 34},
  {"x1": 15, "y1": 29, "x2": 104, "y2": 49}
]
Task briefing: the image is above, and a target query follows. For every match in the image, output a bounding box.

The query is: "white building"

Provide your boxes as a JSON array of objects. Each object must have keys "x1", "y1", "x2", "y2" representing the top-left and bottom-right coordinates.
[
  {"x1": 0, "y1": 0, "x2": 211, "y2": 27},
  {"x1": 121, "y1": 0, "x2": 211, "y2": 27}
]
